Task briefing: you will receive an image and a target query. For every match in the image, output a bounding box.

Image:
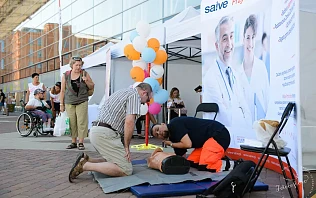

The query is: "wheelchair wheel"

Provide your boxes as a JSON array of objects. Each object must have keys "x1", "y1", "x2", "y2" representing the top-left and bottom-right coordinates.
[
  {"x1": 16, "y1": 113, "x2": 33, "y2": 137},
  {"x1": 36, "y1": 119, "x2": 48, "y2": 136}
]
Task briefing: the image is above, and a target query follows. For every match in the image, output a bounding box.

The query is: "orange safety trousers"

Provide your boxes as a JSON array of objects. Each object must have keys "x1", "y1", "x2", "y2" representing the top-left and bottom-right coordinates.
[{"x1": 187, "y1": 138, "x2": 225, "y2": 172}]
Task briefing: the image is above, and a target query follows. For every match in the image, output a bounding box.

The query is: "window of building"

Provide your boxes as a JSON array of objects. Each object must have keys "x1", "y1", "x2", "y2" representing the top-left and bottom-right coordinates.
[
  {"x1": 122, "y1": 0, "x2": 163, "y2": 32},
  {"x1": 38, "y1": 51, "x2": 42, "y2": 57},
  {"x1": 63, "y1": 30, "x2": 68, "y2": 37},
  {"x1": 0, "y1": 40, "x2": 4, "y2": 52},
  {"x1": 30, "y1": 48, "x2": 33, "y2": 55},
  {"x1": 1, "y1": 59, "x2": 4, "y2": 69},
  {"x1": 94, "y1": 0, "x2": 122, "y2": 24},
  {"x1": 64, "y1": 40, "x2": 69, "y2": 48},
  {"x1": 37, "y1": 39, "x2": 42, "y2": 46},
  {"x1": 29, "y1": 61, "x2": 33, "y2": 66},
  {"x1": 37, "y1": 63, "x2": 42, "y2": 68},
  {"x1": 163, "y1": 0, "x2": 200, "y2": 17},
  {"x1": 122, "y1": 0, "x2": 147, "y2": 10}
]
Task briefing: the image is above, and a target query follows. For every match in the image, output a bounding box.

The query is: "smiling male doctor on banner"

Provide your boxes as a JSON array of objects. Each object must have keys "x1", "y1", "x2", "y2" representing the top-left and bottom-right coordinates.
[{"x1": 203, "y1": 16, "x2": 252, "y2": 129}]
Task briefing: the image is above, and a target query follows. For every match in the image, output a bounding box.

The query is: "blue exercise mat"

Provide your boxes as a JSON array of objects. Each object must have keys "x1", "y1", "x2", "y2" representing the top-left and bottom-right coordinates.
[
  {"x1": 132, "y1": 159, "x2": 147, "y2": 165},
  {"x1": 128, "y1": 159, "x2": 268, "y2": 197},
  {"x1": 130, "y1": 180, "x2": 269, "y2": 198},
  {"x1": 130, "y1": 182, "x2": 206, "y2": 198},
  {"x1": 195, "y1": 180, "x2": 269, "y2": 191}
]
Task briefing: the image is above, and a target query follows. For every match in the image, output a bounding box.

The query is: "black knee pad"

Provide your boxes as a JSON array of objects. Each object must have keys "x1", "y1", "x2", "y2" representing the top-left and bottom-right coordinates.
[
  {"x1": 189, "y1": 161, "x2": 199, "y2": 168},
  {"x1": 197, "y1": 164, "x2": 216, "y2": 172}
]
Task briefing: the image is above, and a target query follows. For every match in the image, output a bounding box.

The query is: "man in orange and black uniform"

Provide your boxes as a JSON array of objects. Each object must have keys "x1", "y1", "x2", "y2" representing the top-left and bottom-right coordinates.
[{"x1": 151, "y1": 117, "x2": 231, "y2": 172}]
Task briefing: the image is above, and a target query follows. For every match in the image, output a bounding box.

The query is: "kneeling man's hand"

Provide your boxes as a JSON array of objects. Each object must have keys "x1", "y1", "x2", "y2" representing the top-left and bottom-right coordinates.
[
  {"x1": 163, "y1": 140, "x2": 172, "y2": 146},
  {"x1": 125, "y1": 147, "x2": 131, "y2": 162}
]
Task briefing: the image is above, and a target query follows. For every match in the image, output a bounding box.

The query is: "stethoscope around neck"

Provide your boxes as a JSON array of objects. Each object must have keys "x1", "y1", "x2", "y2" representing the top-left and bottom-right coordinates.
[{"x1": 216, "y1": 60, "x2": 232, "y2": 101}]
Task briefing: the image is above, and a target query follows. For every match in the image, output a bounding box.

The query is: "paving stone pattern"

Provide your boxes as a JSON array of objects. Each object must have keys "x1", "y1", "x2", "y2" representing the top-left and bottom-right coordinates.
[{"x1": 0, "y1": 114, "x2": 298, "y2": 197}]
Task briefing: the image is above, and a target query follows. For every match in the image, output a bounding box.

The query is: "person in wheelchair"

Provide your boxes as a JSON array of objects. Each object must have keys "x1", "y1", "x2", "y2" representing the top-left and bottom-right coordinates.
[{"x1": 25, "y1": 89, "x2": 53, "y2": 132}]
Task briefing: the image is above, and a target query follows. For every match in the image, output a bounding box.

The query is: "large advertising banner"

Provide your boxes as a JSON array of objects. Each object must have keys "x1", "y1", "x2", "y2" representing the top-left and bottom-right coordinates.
[{"x1": 201, "y1": 0, "x2": 302, "y2": 195}]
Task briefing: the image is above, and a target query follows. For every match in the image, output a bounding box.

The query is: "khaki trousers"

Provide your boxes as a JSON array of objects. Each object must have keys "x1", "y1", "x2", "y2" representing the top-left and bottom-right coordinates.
[
  {"x1": 89, "y1": 126, "x2": 133, "y2": 176},
  {"x1": 65, "y1": 101, "x2": 88, "y2": 139}
]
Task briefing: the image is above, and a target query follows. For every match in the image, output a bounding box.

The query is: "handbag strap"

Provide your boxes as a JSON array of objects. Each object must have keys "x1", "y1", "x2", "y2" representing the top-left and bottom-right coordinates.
[{"x1": 82, "y1": 70, "x2": 93, "y2": 91}]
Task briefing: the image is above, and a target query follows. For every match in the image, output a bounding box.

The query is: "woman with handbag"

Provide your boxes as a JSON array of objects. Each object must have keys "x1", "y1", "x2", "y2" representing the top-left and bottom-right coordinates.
[
  {"x1": 60, "y1": 56, "x2": 94, "y2": 150},
  {"x1": 167, "y1": 87, "x2": 187, "y2": 121}
]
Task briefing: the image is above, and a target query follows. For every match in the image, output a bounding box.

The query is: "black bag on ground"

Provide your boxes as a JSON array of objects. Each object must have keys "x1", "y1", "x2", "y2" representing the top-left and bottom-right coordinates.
[{"x1": 196, "y1": 159, "x2": 256, "y2": 198}]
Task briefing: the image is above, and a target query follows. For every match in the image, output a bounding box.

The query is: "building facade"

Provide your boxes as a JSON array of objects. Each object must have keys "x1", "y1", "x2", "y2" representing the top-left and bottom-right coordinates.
[{"x1": 0, "y1": 0, "x2": 200, "y2": 103}]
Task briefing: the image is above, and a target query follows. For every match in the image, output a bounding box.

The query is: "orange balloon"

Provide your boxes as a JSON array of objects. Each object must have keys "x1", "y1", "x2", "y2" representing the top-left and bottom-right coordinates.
[
  {"x1": 153, "y1": 50, "x2": 167, "y2": 65},
  {"x1": 147, "y1": 38, "x2": 160, "y2": 52},
  {"x1": 149, "y1": 98, "x2": 154, "y2": 104},
  {"x1": 157, "y1": 77, "x2": 163, "y2": 85},
  {"x1": 124, "y1": 44, "x2": 140, "y2": 60},
  {"x1": 130, "y1": 67, "x2": 145, "y2": 82}
]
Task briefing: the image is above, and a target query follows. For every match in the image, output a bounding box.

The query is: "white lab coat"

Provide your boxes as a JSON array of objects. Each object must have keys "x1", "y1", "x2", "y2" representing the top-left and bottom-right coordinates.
[
  {"x1": 202, "y1": 59, "x2": 252, "y2": 129},
  {"x1": 236, "y1": 57, "x2": 270, "y2": 122}
]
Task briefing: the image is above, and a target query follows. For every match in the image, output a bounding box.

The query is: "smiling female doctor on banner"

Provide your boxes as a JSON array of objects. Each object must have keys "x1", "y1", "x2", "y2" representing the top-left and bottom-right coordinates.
[{"x1": 236, "y1": 14, "x2": 270, "y2": 122}]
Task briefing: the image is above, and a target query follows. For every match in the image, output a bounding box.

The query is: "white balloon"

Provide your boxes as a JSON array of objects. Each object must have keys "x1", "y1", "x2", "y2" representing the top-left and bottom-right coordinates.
[
  {"x1": 140, "y1": 103, "x2": 148, "y2": 115},
  {"x1": 132, "y1": 36, "x2": 147, "y2": 53},
  {"x1": 150, "y1": 65, "x2": 164, "y2": 79},
  {"x1": 132, "y1": 82, "x2": 142, "y2": 88},
  {"x1": 132, "y1": 60, "x2": 147, "y2": 70},
  {"x1": 136, "y1": 21, "x2": 151, "y2": 38},
  {"x1": 152, "y1": 63, "x2": 162, "y2": 67}
]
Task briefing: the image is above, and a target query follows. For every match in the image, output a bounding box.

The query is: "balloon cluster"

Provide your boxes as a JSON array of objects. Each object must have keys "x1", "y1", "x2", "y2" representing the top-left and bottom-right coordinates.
[{"x1": 124, "y1": 21, "x2": 169, "y2": 115}]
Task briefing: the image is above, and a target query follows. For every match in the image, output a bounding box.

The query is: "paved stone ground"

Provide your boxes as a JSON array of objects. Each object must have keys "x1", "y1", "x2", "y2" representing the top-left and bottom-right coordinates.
[
  {"x1": 0, "y1": 113, "x2": 19, "y2": 134},
  {"x1": 0, "y1": 114, "x2": 301, "y2": 198}
]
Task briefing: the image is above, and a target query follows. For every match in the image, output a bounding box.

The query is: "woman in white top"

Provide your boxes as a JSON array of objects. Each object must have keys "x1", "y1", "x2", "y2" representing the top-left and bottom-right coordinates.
[
  {"x1": 237, "y1": 15, "x2": 270, "y2": 122},
  {"x1": 50, "y1": 82, "x2": 61, "y2": 119},
  {"x1": 167, "y1": 87, "x2": 187, "y2": 121},
  {"x1": 26, "y1": 73, "x2": 46, "y2": 103}
]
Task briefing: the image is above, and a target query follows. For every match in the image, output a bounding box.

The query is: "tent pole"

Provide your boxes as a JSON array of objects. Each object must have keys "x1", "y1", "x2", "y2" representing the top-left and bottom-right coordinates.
[
  {"x1": 162, "y1": 44, "x2": 169, "y2": 123},
  {"x1": 145, "y1": 63, "x2": 151, "y2": 146}
]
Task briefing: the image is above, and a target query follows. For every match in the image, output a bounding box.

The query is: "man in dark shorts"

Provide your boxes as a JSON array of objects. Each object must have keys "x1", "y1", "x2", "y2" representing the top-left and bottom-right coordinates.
[{"x1": 151, "y1": 117, "x2": 231, "y2": 172}]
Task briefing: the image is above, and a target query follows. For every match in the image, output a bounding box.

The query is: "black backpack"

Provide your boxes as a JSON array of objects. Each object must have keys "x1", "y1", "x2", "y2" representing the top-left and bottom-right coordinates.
[{"x1": 197, "y1": 159, "x2": 256, "y2": 198}]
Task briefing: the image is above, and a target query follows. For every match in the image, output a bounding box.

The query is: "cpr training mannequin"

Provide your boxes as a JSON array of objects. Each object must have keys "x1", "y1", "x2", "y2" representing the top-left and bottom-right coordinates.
[{"x1": 147, "y1": 147, "x2": 190, "y2": 174}]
